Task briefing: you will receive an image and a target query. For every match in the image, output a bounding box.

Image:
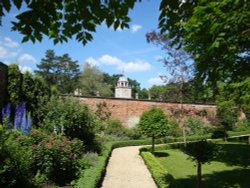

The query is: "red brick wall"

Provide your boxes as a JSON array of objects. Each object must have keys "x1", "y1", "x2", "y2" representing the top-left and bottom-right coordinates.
[{"x1": 78, "y1": 97, "x2": 217, "y2": 128}]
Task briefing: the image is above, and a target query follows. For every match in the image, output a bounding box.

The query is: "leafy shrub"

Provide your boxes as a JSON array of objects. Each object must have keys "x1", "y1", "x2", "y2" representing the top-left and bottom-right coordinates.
[
  {"x1": 105, "y1": 119, "x2": 126, "y2": 136},
  {"x1": 0, "y1": 125, "x2": 33, "y2": 188},
  {"x1": 39, "y1": 96, "x2": 97, "y2": 151},
  {"x1": 234, "y1": 120, "x2": 250, "y2": 132},
  {"x1": 20, "y1": 129, "x2": 84, "y2": 186},
  {"x1": 184, "y1": 117, "x2": 206, "y2": 136},
  {"x1": 211, "y1": 129, "x2": 228, "y2": 139},
  {"x1": 125, "y1": 126, "x2": 142, "y2": 139},
  {"x1": 168, "y1": 119, "x2": 182, "y2": 137},
  {"x1": 216, "y1": 100, "x2": 240, "y2": 131}
]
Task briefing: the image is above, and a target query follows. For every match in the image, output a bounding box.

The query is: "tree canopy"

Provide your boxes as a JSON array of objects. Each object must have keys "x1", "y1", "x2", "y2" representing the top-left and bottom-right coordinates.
[
  {"x1": 138, "y1": 107, "x2": 169, "y2": 152},
  {"x1": 0, "y1": 0, "x2": 140, "y2": 45},
  {"x1": 159, "y1": 0, "x2": 250, "y2": 85},
  {"x1": 79, "y1": 63, "x2": 112, "y2": 97},
  {"x1": 35, "y1": 50, "x2": 80, "y2": 94}
]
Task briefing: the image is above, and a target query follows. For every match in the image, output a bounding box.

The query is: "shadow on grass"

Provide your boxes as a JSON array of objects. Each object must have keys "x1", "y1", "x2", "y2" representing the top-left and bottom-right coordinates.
[
  {"x1": 154, "y1": 151, "x2": 169, "y2": 158},
  {"x1": 215, "y1": 144, "x2": 250, "y2": 167},
  {"x1": 174, "y1": 168, "x2": 250, "y2": 188}
]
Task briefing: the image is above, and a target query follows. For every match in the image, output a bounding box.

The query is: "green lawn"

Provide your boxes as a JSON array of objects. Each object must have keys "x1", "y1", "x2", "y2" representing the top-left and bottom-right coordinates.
[{"x1": 154, "y1": 142, "x2": 250, "y2": 188}]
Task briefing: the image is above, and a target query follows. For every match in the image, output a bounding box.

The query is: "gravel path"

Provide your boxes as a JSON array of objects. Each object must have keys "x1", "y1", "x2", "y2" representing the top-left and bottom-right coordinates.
[{"x1": 101, "y1": 146, "x2": 157, "y2": 188}]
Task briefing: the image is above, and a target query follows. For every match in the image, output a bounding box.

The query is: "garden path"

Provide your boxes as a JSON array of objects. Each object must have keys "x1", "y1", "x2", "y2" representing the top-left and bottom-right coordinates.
[{"x1": 101, "y1": 146, "x2": 157, "y2": 188}]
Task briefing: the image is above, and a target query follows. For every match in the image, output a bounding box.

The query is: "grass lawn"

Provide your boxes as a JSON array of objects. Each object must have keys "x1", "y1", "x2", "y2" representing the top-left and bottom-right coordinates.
[{"x1": 154, "y1": 141, "x2": 250, "y2": 188}]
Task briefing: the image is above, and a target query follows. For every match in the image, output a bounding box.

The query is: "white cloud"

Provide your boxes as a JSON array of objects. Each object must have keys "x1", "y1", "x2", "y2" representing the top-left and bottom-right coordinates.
[
  {"x1": 131, "y1": 24, "x2": 142, "y2": 33},
  {"x1": 86, "y1": 57, "x2": 100, "y2": 66},
  {"x1": 148, "y1": 76, "x2": 165, "y2": 86},
  {"x1": 19, "y1": 65, "x2": 33, "y2": 73},
  {"x1": 119, "y1": 60, "x2": 151, "y2": 72},
  {"x1": 19, "y1": 53, "x2": 37, "y2": 63},
  {"x1": 3, "y1": 37, "x2": 19, "y2": 48},
  {"x1": 85, "y1": 54, "x2": 151, "y2": 73},
  {"x1": 98, "y1": 54, "x2": 123, "y2": 65},
  {"x1": 0, "y1": 46, "x2": 18, "y2": 58}
]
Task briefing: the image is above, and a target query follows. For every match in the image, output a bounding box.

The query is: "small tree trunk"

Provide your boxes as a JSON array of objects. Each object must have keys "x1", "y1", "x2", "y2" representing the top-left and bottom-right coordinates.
[
  {"x1": 151, "y1": 136, "x2": 155, "y2": 153},
  {"x1": 183, "y1": 125, "x2": 187, "y2": 147},
  {"x1": 248, "y1": 135, "x2": 250, "y2": 145},
  {"x1": 197, "y1": 162, "x2": 202, "y2": 188}
]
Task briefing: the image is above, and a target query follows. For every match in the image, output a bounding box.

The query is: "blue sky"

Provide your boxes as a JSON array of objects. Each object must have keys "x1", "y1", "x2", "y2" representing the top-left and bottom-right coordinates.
[{"x1": 0, "y1": 0, "x2": 167, "y2": 89}]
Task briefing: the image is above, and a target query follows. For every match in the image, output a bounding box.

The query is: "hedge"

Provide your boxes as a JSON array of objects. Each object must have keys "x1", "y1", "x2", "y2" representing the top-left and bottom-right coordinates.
[
  {"x1": 75, "y1": 142, "x2": 113, "y2": 188},
  {"x1": 140, "y1": 150, "x2": 175, "y2": 188}
]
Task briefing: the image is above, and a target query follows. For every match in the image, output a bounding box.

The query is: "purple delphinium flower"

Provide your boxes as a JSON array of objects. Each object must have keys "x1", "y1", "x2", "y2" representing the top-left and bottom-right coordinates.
[
  {"x1": 2, "y1": 102, "x2": 11, "y2": 127},
  {"x1": 14, "y1": 102, "x2": 26, "y2": 130}
]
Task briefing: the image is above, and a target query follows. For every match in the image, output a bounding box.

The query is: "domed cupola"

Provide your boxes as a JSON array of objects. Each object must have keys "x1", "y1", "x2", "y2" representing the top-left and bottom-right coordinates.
[{"x1": 115, "y1": 75, "x2": 132, "y2": 98}]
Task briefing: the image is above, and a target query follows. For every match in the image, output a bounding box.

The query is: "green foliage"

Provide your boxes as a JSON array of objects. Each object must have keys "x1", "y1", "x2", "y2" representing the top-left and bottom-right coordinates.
[
  {"x1": 138, "y1": 107, "x2": 170, "y2": 138},
  {"x1": 35, "y1": 50, "x2": 80, "y2": 94},
  {"x1": 211, "y1": 129, "x2": 228, "y2": 140},
  {"x1": 184, "y1": 117, "x2": 206, "y2": 136},
  {"x1": 105, "y1": 119, "x2": 126, "y2": 137},
  {"x1": 39, "y1": 97, "x2": 96, "y2": 150},
  {"x1": 234, "y1": 120, "x2": 250, "y2": 132},
  {"x1": 7, "y1": 64, "x2": 22, "y2": 106},
  {"x1": 75, "y1": 142, "x2": 113, "y2": 188},
  {"x1": 168, "y1": 119, "x2": 183, "y2": 137},
  {"x1": 125, "y1": 126, "x2": 142, "y2": 140},
  {"x1": 79, "y1": 63, "x2": 112, "y2": 97},
  {"x1": 138, "y1": 107, "x2": 170, "y2": 152},
  {"x1": 216, "y1": 100, "x2": 240, "y2": 131},
  {"x1": 227, "y1": 77, "x2": 250, "y2": 120},
  {"x1": 159, "y1": 0, "x2": 250, "y2": 86},
  {"x1": 185, "y1": 140, "x2": 217, "y2": 164},
  {"x1": 0, "y1": 0, "x2": 139, "y2": 45},
  {"x1": 139, "y1": 88, "x2": 149, "y2": 99},
  {"x1": 0, "y1": 125, "x2": 33, "y2": 187},
  {"x1": 140, "y1": 150, "x2": 175, "y2": 188},
  {"x1": 149, "y1": 85, "x2": 167, "y2": 100},
  {"x1": 22, "y1": 72, "x2": 50, "y2": 127},
  {"x1": 94, "y1": 101, "x2": 111, "y2": 132},
  {"x1": 153, "y1": 143, "x2": 250, "y2": 188},
  {"x1": 21, "y1": 129, "x2": 84, "y2": 186}
]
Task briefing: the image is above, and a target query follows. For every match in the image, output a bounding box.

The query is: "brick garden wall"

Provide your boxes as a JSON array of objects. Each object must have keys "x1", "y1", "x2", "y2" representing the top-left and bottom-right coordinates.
[{"x1": 78, "y1": 96, "x2": 217, "y2": 128}]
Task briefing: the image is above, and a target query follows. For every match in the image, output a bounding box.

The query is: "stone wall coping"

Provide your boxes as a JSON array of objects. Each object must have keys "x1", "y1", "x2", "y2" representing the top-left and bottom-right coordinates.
[{"x1": 61, "y1": 94, "x2": 216, "y2": 106}]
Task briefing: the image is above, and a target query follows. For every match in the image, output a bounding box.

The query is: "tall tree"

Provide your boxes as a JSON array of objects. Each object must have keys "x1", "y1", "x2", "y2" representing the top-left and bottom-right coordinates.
[
  {"x1": 149, "y1": 85, "x2": 167, "y2": 101},
  {"x1": 35, "y1": 50, "x2": 57, "y2": 87},
  {"x1": 79, "y1": 63, "x2": 112, "y2": 97},
  {"x1": 56, "y1": 54, "x2": 80, "y2": 94},
  {"x1": 139, "y1": 88, "x2": 149, "y2": 99},
  {"x1": 0, "y1": 0, "x2": 140, "y2": 45},
  {"x1": 35, "y1": 50, "x2": 80, "y2": 94}
]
